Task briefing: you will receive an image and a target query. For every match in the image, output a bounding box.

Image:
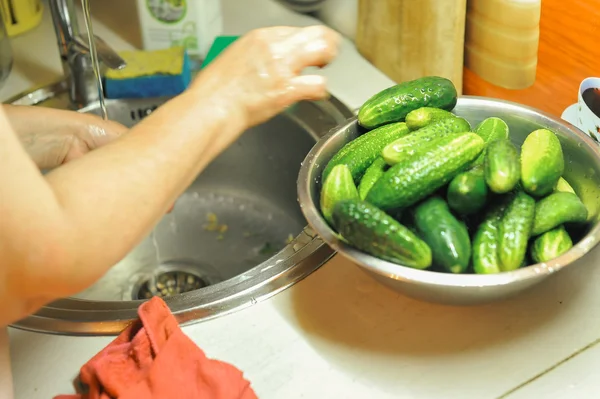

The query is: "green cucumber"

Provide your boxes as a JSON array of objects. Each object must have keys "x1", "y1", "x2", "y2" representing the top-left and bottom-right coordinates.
[
  {"x1": 414, "y1": 196, "x2": 471, "y2": 273},
  {"x1": 331, "y1": 199, "x2": 432, "y2": 269},
  {"x1": 484, "y1": 138, "x2": 521, "y2": 194},
  {"x1": 358, "y1": 76, "x2": 458, "y2": 129},
  {"x1": 472, "y1": 203, "x2": 506, "y2": 274},
  {"x1": 381, "y1": 116, "x2": 472, "y2": 165},
  {"x1": 498, "y1": 191, "x2": 536, "y2": 271},
  {"x1": 473, "y1": 117, "x2": 510, "y2": 166},
  {"x1": 532, "y1": 192, "x2": 588, "y2": 236},
  {"x1": 405, "y1": 107, "x2": 456, "y2": 130},
  {"x1": 554, "y1": 177, "x2": 576, "y2": 194},
  {"x1": 322, "y1": 122, "x2": 411, "y2": 184},
  {"x1": 530, "y1": 225, "x2": 573, "y2": 263},
  {"x1": 366, "y1": 132, "x2": 485, "y2": 210},
  {"x1": 521, "y1": 128, "x2": 565, "y2": 197},
  {"x1": 319, "y1": 164, "x2": 359, "y2": 226},
  {"x1": 447, "y1": 165, "x2": 488, "y2": 215},
  {"x1": 475, "y1": 117, "x2": 510, "y2": 143},
  {"x1": 357, "y1": 157, "x2": 388, "y2": 200}
]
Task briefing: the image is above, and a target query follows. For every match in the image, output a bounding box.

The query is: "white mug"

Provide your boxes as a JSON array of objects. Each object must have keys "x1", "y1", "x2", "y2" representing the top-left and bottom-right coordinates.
[{"x1": 576, "y1": 77, "x2": 600, "y2": 144}]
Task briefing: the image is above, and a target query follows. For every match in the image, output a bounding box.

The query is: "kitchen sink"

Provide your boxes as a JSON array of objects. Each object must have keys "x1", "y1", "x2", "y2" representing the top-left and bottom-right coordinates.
[{"x1": 6, "y1": 81, "x2": 353, "y2": 335}]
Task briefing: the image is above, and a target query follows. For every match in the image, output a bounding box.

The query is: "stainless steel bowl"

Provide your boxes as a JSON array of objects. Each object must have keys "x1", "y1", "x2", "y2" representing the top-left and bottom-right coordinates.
[{"x1": 298, "y1": 96, "x2": 600, "y2": 305}]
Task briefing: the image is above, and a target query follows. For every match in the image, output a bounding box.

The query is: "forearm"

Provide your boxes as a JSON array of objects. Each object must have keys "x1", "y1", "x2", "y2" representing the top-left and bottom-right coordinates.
[
  {"x1": 47, "y1": 92, "x2": 244, "y2": 285},
  {"x1": 2, "y1": 104, "x2": 78, "y2": 137},
  {"x1": 1, "y1": 92, "x2": 243, "y2": 298},
  {"x1": 2, "y1": 104, "x2": 128, "y2": 169}
]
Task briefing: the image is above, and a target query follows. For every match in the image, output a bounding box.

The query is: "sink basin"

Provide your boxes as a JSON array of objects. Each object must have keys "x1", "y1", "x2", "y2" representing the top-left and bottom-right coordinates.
[{"x1": 6, "y1": 81, "x2": 353, "y2": 335}]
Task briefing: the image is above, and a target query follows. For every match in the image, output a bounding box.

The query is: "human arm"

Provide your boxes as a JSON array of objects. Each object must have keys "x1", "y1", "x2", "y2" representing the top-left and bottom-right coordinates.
[
  {"x1": 0, "y1": 25, "x2": 340, "y2": 325},
  {"x1": 2, "y1": 104, "x2": 127, "y2": 169}
]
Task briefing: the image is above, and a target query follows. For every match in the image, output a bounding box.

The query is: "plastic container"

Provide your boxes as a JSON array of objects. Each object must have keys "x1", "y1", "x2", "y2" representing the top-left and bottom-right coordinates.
[
  {"x1": 136, "y1": 0, "x2": 222, "y2": 68},
  {"x1": 0, "y1": 6, "x2": 12, "y2": 89},
  {"x1": 0, "y1": 0, "x2": 43, "y2": 37}
]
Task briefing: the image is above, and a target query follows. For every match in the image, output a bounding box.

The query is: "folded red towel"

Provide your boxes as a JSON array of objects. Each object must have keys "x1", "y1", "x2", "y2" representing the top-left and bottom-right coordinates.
[{"x1": 54, "y1": 296, "x2": 257, "y2": 399}]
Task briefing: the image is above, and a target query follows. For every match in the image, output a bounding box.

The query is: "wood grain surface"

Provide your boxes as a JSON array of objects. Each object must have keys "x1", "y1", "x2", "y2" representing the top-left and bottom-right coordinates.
[
  {"x1": 356, "y1": 0, "x2": 467, "y2": 94},
  {"x1": 463, "y1": 0, "x2": 600, "y2": 117}
]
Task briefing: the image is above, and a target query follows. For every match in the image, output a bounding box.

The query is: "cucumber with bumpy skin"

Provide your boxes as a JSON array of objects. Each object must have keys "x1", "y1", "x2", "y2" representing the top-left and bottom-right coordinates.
[
  {"x1": 530, "y1": 225, "x2": 573, "y2": 263},
  {"x1": 414, "y1": 196, "x2": 471, "y2": 274},
  {"x1": 498, "y1": 190, "x2": 536, "y2": 271},
  {"x1": 472, "y1": 202, "x2": 506, "y2": 274},
  {"x1": 521, "y1": 128, "x2": 565, "y2": 197},
  {"x1": 532, "y1": 192, "x2": 588, "y2": 236},
  {"x1": 319, "y1": 164, "x2": 359, "y2": 226},
  {"x1": 447, "y1": 165, "x2": 488, "y2": 216},
  {"x1": 485, "y1": 138, "x2": 521, "y2": 194},
  {"x1": 332, "y1": 199, "x2": 432, "y2": 269},
  {"x1": 405, "y1": 107, "x2": 456, "y2": 130},
  {"x1": 358, "y1": 76, "x2": 458, "y2": 129},
  {"x1": 475, "y1": 117, "x2": 510, "y2": 142},
  {"x1": 381, "y1": 116, "x2": 471, "y2": 165},
  {"x1": 473, "y1": 117, "x2": 510, "y2": 166},
  {"x1": 366, "y1": 132, "x2": 485, "y2": 211},
  {"x1": 357, "y1": 157, "x2": 388, "y2": 200},
  {"x1": 322, "y1": 122, "x2": 410, "y2": 184}
]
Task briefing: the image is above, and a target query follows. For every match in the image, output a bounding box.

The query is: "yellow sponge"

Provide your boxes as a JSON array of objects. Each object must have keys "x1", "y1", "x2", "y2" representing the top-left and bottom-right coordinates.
[{"x1": 104, "y1": 47, "x2": 191, "y2": 99}]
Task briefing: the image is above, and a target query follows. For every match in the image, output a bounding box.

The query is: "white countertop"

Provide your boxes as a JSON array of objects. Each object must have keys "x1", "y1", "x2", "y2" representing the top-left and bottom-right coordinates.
[{"x1": 5, "y1": 1, "x2": 600, "y2": 398}]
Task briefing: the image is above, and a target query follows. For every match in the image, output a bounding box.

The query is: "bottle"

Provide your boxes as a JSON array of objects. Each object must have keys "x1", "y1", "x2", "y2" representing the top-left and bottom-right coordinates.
[
  {"x1": 464, "y1": 0, "x2": 541, "y2": 90},
  {"x1": 463, "y1": 0, "x2": 600, "y2": 117},
  {"x1": 136, "y1": 0, "x2": 222, "y2": 70}
]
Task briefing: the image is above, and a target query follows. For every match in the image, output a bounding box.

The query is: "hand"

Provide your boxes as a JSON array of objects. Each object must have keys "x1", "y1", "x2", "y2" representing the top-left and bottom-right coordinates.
[
  {"x1": 2, "y1": 106, "x2": 179, "y2": 213},
  {"x1": 3, "y1": 105, "x2": 128, "y2": 169},
  {"x1": 188, "y1": 25, "x2": 341, "y2": 150}
]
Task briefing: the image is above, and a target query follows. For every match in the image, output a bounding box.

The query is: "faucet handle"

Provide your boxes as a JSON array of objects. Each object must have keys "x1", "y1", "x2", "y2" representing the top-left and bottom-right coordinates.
[{"x1": 73, "y1": 35, "x2": 127, "y2": 71}]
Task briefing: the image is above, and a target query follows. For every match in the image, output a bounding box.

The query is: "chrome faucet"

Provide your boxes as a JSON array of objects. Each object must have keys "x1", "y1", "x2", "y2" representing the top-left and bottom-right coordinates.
[{"x1": 48, "y1": 0, "x2": 126, "y2": 109}]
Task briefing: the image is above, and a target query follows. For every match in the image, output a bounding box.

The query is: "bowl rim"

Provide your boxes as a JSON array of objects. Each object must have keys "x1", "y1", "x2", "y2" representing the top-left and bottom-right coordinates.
[{"x1": 297, "y1": 95, "x2": 600, "y2": 288}]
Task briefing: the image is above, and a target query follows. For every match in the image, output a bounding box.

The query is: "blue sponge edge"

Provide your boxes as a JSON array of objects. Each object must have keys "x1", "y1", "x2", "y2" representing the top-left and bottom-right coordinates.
[{"x1": 104, "y1": 52, "x2": 192, "y2": 99}]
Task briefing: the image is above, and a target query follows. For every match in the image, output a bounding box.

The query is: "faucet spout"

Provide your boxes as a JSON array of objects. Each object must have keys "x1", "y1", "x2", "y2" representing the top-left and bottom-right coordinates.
[
  {"x1": 49, "y1": 0, "x2": 78, "y2": 58},
  {"x1": 72, "y1": 35, "x2": 127, "y2": 70},
  {"x1": 48, "y1": 0, "x2": 127, "y2": 109}
]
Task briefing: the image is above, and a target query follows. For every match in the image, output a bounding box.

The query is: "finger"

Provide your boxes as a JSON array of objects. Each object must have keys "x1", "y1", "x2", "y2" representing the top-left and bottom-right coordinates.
[
  {"x1": 286, "y1": 26, "x2": 341, "y2": 72},
  {"x1": 253, "y1": 26, "x2": 301, "y2": 40},
  {"x1": 84, "y1": 119, "x2": 128, "y2": 149},
  {"x1": 286, "y1": 75, "x2": 329, "y2": 103}
]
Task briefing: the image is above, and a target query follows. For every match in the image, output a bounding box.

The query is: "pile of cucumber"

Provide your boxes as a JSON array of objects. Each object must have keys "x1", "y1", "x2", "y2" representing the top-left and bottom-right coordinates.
[{"x1": 319, "y1": 76, "x2": 590, "y2": 274}]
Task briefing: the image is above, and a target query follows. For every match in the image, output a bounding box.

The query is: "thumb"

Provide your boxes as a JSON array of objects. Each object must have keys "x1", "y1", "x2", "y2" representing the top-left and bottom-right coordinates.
[
  {"x1": 81, "y1": 117, "x2": 128, "y2": 150},
  {"x1": 286, "y1": 75, "x2": 328, "y2": 103}
]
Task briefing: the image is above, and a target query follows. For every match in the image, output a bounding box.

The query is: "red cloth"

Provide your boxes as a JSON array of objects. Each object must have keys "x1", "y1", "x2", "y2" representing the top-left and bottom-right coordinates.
[{"x1": 54, "y1": 296, "x2": 258, "y2": 399}]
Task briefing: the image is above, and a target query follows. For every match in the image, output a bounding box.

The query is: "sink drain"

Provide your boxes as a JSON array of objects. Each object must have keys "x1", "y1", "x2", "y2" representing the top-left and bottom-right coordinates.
[
  {"x1": 134, "y1": 260, "x2": 222, "y2": 300},
  {"x1": 136, "y1": 271, "x2": 210, "y2": 299}
]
